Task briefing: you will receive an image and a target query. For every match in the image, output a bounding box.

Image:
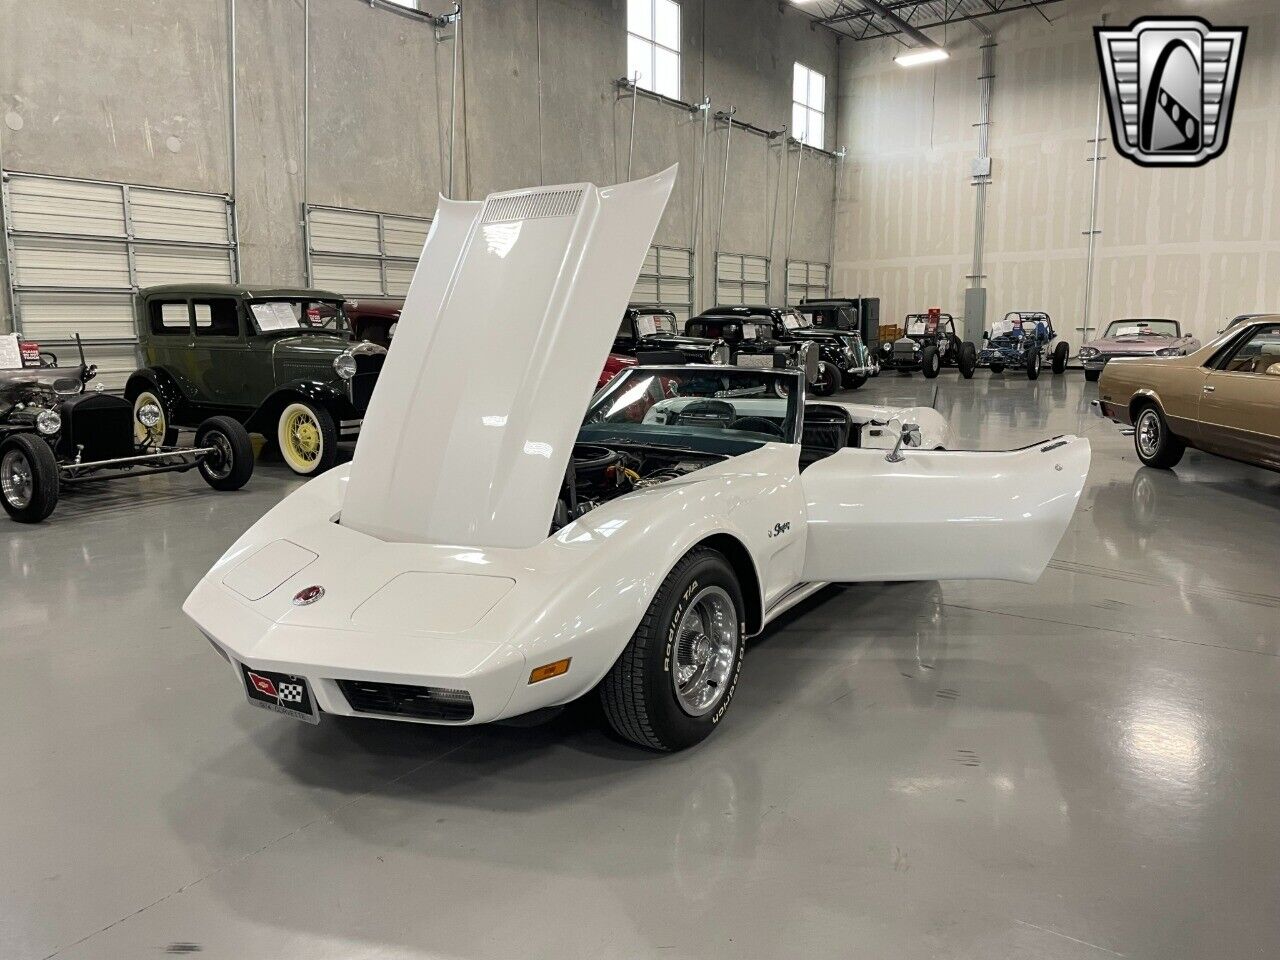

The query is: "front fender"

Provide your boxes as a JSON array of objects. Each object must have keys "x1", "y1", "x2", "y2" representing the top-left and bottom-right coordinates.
[{"x1": 245, "y1": 381, "x2": 351, "y2": 432}]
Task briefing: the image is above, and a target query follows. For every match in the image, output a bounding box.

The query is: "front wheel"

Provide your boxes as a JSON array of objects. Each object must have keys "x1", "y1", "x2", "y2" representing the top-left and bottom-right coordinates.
[
  {"x1": 1026, "y1": 349, "x2": 1042, "y2": 380},
  {"x1": 842, "y1": 372, "x2": 867, "y2": 390},
  {"x1": 1084, "y1": 368, "x2": 1101, "y2": 382},
  {"x1": 1134, "y1": 404, "x2": 1185, "y2": 469},
  {"x1": 276, "y1": 400, "x2": 338, "y2": 475},
  {"x1": 1052, "y1": 341, "x2": 1070, "y2": 374},
  {"x1": 958, "y1": 342, "x2": 977, "y2": 379},
  {"x1": 812, "y1": 361, "x2": 839, "y2": 396},
  {"x1": 600, "y1": 547, "x2": 744, "y2": 751},
  {"x1": 195, "y1": 416, "x2": 255, "y2": 491},
  {"x1": 921, "y1": 346, "x2": 941, "y2": 379},
  {"x1": 0, "y1": 434, "x2": 60, "y2": 523}
]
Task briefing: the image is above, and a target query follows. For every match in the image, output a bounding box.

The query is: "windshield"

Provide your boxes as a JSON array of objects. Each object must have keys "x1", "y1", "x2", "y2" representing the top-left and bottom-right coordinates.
[
  {"x1": 1103, "y1": 319, "x2": 1179, "y2": 338},
  {"x1": 906, "y1": 315, "x2": 950, "y2": 336},
  {"x1": 249, "y1": 299, "x2": 349, "y2": 334},
  {"x1": 781, "y1": 310, "x2": 811, "y2": 331},
  {"x1": 634, "y1": 312, "x2": 680, "y2": 337},
  {"x1": 687, "y1": 318, "x2": 771, "y2": 341},
  {"x1": 581, "y1": 367, "x2": 801, "y2": 450}
]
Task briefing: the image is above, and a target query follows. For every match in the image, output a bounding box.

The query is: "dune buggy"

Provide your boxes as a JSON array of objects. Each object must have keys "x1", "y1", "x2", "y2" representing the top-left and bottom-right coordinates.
[
  {"x1": 877, "y1": 311, "x2": 977, "y2": 379},
  {"x1": 979, "y1": 311, "x2": 1070, "y2": 380}
]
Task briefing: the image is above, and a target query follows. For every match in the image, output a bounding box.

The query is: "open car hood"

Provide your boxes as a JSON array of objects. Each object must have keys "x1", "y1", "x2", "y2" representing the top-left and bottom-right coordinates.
[{"x1": 341, "y1": 167, "x2": 676, "y2": 548}]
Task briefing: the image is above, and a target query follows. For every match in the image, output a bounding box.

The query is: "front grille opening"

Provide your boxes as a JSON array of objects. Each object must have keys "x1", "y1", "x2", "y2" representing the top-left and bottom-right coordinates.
[{"x1": 336, "y1": 680, "x2": 475, "y2": 722}]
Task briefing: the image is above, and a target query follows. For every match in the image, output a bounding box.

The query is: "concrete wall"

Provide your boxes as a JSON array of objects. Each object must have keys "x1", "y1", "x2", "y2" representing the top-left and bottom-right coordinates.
[
  {"x1": 832, "y1": 0, "x2": 1280, "y2": 345},
  {"x1": 0, "y1": 0, "x2": 841, "y2": 328}
]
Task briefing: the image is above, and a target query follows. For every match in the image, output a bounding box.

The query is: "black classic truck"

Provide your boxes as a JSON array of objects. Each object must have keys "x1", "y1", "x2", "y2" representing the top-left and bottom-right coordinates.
[
  {"x1": 124, "y1": 284, "x2": 386, "y2": 475},
  {"x1": 686, "y1": 305, "x2": 871, "y2": 395}
]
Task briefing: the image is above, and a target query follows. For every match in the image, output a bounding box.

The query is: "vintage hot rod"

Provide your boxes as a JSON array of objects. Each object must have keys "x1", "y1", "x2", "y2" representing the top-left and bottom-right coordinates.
[{"x1": 1, "y1": 336, "x2": 253, "y2": 523}]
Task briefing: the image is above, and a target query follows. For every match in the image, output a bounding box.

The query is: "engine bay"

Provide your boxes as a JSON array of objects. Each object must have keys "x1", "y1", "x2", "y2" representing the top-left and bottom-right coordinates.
[{"x1": 550, "y1": 442, "x2": 722, "y2": 533}]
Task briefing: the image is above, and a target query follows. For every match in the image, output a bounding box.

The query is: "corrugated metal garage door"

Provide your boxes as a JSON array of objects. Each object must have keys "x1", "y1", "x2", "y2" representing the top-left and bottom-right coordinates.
[
  {"x1": 715, "y1": 252, "x2": 769, "y2": 306},
  {"x1": 1, "y1": 171, "x2": 236, "y2": 388},
  {"x1": 305, "y1": 205, "x2": 431, "y2": 299},
  {"x1": 786, "y1": 260, "x2": 829, "y2": 305},
  {"x1": 631, "y1": 245, "x2": 693, "y2": 322}
]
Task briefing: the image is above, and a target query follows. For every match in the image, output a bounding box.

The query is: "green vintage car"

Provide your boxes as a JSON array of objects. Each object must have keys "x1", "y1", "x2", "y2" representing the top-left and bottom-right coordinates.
[{"x1": 124, "y1": 284, "x2": 386, "y2": 475}]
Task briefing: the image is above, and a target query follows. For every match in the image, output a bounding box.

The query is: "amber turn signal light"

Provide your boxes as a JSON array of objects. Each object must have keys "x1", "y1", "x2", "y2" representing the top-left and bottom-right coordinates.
[{"x1": 528, "y1": 658, "x2": 571, "y2": 684}]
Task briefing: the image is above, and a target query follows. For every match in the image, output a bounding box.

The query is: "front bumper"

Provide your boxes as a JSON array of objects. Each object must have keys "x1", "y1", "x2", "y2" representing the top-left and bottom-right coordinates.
[
  {"x1": 191, "y1": 580, "x2": 528, "y2": 725},
  {"x1": 879, "y1": 353, "x2": 922, "y2": 371}
]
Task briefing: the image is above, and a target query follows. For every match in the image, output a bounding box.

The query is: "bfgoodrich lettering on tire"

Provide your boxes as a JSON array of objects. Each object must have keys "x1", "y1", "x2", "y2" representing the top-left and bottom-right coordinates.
[{"x1": 600, "y1": 546, "x2": 745, "y2": 751}]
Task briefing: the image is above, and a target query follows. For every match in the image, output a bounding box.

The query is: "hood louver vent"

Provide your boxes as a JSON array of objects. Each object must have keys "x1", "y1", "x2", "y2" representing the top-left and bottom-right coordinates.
[{"x1": 482, "y1": 189, "x2": 584, "y2": 224}]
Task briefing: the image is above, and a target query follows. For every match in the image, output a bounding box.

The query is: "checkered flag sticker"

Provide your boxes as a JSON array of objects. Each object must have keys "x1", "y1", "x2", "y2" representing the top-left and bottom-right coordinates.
[{"x1": 277, "y1": 682, "x2": 305, "y2": 703}]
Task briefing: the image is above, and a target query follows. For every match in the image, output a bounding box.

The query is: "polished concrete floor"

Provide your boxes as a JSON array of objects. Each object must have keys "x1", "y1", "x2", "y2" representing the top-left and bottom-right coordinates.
[{"x1": 4, "y1": 371, "x2": 1279, "y2": 960}]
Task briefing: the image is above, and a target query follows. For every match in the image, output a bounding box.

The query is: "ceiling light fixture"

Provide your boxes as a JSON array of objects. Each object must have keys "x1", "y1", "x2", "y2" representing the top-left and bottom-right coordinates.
[{"x1": 895, "y1": 47, "x2": 949, "y2": 67}]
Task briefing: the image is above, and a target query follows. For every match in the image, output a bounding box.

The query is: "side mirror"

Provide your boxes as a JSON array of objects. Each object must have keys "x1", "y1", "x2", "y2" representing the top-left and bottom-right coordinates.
[{"x1": 887, "y1": 422, "x2": 922, "y2": 463}]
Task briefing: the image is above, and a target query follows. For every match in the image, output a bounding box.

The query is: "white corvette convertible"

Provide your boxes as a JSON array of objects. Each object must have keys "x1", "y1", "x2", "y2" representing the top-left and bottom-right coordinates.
[{"x1": 185, "y1": 167, "x2": 1090, "y2": 751}]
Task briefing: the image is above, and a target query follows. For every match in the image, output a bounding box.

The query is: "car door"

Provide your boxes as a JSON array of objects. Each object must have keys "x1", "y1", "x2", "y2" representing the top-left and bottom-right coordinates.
[
  {"x1": 189, "y1": 297, "x2": 251, "y2": 409},
  {"x1": 1196, "y1": 322, "x2": 1280, "y2": 468},
  {"x1": 799, "y1": 437, "x2": 1090, "y2": 583},
  {"x1": 145, "y1": 298, "x2": 198, "y2": 398}
]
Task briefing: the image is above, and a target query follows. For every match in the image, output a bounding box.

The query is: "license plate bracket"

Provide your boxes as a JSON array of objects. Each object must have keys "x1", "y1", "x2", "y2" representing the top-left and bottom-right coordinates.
[{"x1": 239, "y1": 663, "x2": 320, "y2": 724}]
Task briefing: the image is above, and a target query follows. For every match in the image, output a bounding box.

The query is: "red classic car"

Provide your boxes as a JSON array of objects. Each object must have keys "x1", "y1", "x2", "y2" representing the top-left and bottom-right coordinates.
[{"x1": 598, "y1": 352, "x2": 637, "y2": 389}]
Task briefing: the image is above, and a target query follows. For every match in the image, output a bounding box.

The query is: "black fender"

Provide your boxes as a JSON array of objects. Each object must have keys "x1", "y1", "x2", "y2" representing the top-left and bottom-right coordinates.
[
  {"x1": 124, "y1": 367, "x2": 184, "y2": 416},
  {"x1": 245, "y1": 381, "x2": 351, "y2": 434},
  {"x1": 817, "y1": 341, "x2": 847, "y2": 369}
]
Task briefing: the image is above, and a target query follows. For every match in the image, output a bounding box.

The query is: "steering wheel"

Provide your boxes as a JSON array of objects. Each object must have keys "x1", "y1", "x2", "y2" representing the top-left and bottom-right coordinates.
[
  {"x1": 674, "y1": 399, "x2": 736, "y2": 430},
  {"x1": 731, "y1": 416, "x2": 784, "y2": 438}
]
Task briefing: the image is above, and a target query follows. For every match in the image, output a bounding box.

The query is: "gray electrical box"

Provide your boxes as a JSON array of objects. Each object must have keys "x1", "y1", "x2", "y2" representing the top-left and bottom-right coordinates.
[
  {"x1": 971, "y1": 156, "x2": 992, "y2": 179},
  {"x1": 963, "y1": 287, "x2": 987, "y2": 344}
]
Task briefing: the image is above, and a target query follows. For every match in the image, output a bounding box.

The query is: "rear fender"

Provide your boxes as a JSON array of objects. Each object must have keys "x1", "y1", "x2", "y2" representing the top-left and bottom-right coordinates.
[{"x1": 124, "y1": 368, "x2": 186, "y2": 418}]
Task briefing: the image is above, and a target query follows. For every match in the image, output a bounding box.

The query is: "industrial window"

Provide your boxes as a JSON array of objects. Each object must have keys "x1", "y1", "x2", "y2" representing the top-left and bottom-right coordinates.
[
  {"x1": 305, "y1": 205, "x2": 431, "y2": 299},
  {"x1": 631, "y1": 245, "x2": 693, "y2": 322},
  {"x1": 786, "y1": 260, "x2": 830, "y2": 305},
  {"x1": 627, "y1": 0, "x2": 680, "y2": 99},
  {"x1": 715, "y1": 253, "x2": 769, "y2": 306},
  {"x1": 792, "y1": 63, "x2": 826, "y2": 149},
  {"x1": 1, "y1": 172, "x2": 237, "y2": 389}
]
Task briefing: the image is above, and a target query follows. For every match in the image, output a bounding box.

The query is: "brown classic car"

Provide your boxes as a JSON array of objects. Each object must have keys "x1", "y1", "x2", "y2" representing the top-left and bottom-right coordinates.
[{"x1": 1095, "y1": 316, "x2": 1280, "y2": 472}]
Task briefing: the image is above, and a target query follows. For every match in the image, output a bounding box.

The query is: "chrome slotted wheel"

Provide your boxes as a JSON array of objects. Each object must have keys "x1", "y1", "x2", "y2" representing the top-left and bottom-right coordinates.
[
  {"x1": 1137, "y1": 409, "x2": 1161, "y2": 460},
  {"x1": 672, "y1": 586, "x2": 740, "y2": 717},
  {"x1": 203, "y1": 431, "x2": 234, "y2": 481},
  {"x1": 1, "y1": 449, "x2": 33, "y2": 510}
]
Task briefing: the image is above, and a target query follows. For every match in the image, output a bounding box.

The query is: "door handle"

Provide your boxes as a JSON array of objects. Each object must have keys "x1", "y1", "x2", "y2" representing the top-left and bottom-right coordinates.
[{"x1": 1203, "y1": 385, "x2": 1216, "y2": 393}]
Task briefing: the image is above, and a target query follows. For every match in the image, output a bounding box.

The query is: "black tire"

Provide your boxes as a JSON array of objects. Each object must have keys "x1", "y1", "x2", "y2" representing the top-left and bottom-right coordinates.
[
  {"x1": 600, "y1": 547, "x2": 745, "y2": 752},
  {"x1": 1026, "y1": 349, "x2": 1042, "y2": 380},
  {"x1": 276, "y1": 399, "x2": 338, "y2": 475},
  {"x1": 990, "y1": 361, "x2": 1005, "y2": 374},
  {"x1": 1133, "y1": 403, "x2": 1185, "y2": 469},
  {"x1": 812, "y1": 361, "x2": 839, "y2": 396},
  {"x1": 958, "y1": 342, "x2": 977, "y2": 379},
  {"x1": 842, "y1": 372, "x2": 868, "y2": 390},
  {"x1": 0, "y1": 434, "x2": 60, "y2": 523},
  {"x1": 1052, "y1": 341, "x2": 1070, "y2": 374},
  {"x1": 195, "y1": 416, "x2": 255, "y2": 491},
  {"x1": 921, "y1": 346, "x2": 941, "y2": 379},
  {"x1": 1084, "y1": 368, "x2": 1101, "y2": 382}
]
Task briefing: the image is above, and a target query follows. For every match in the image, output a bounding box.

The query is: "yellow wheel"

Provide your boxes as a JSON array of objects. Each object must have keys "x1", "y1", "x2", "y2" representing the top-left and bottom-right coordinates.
[
  {"x1": 132, "y1": 390, "x2": 175, "y2": 446},
  {"x1": 276, "y1": 401, "x2": 336, "y2": 475}
]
